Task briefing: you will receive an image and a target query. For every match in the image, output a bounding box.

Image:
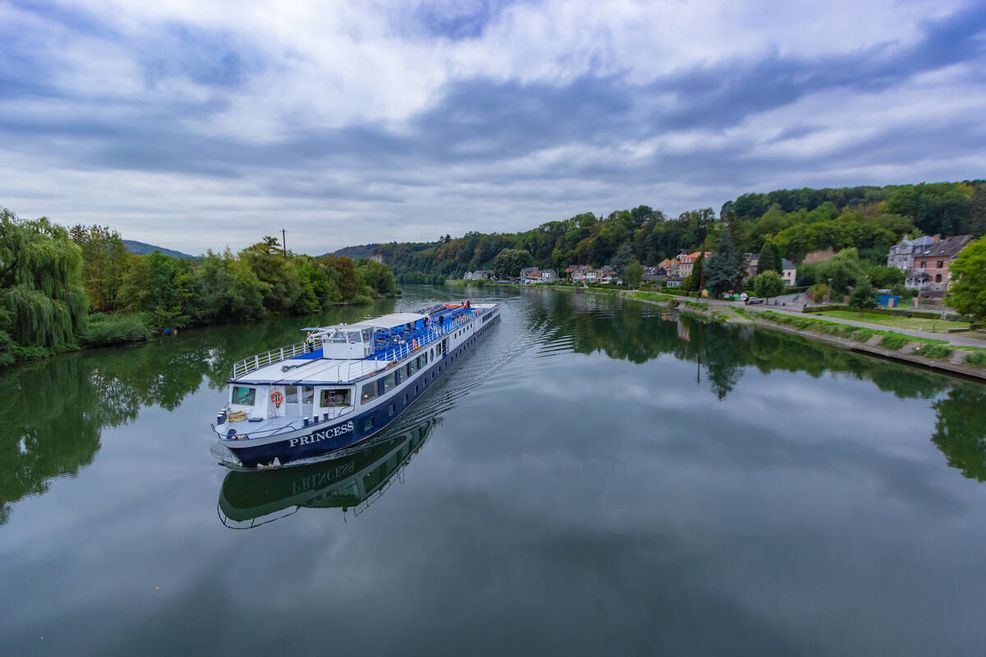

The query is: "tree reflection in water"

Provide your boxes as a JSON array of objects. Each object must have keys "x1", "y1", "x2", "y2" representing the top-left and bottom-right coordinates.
[
  {"x1": 524, "y1": 289, "x2": 986, "y2": 482},
  {"x1": 0, "y1": 308, "x2": 384, "y2": 524},
  {"x1": 2, "y1": 289, "x2": 985, "y2": 525}
]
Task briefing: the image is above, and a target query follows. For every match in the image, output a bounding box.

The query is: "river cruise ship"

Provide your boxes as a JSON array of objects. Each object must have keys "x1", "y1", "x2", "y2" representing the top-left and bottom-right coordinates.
[{"x1": 211, "y1": 301, "x2": 499, "y2": 469}]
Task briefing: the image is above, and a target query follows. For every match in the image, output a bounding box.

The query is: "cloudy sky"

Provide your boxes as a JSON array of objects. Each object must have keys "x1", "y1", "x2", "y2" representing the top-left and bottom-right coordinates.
[{"x1": 1, "y1": 1, "x2": 985, "y2": 255}]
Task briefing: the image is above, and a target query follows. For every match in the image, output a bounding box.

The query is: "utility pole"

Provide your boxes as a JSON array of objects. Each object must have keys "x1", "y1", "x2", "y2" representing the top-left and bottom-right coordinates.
[{"x1": 282, "y1": 229, "x2": 287, "y2": 256}]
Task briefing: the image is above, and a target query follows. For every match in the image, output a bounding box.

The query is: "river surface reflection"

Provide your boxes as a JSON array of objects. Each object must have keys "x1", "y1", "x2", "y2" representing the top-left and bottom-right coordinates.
[{"x1": 2, "y1": 286, "x2": 986, "y2": 655}]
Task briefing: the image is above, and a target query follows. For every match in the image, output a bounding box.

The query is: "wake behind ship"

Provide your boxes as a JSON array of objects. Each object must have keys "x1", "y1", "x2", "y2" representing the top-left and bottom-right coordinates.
[{"x1": 211, "y1": 301, "x2": 499, "y2": 469}]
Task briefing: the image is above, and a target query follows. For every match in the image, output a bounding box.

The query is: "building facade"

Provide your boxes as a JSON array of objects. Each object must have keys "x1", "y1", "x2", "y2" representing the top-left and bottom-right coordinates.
[
  {"x1": 905, "y1": 235, "x2": 972, "y2": 294},
  {"x1": 887, "y1": 235, "x2": 938, "y2": 271}
]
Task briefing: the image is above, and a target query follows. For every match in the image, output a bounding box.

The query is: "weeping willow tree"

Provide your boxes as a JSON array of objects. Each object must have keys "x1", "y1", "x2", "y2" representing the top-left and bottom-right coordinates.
[{"x1": 0, "y1": 208, "x2": 88, "y2": 365}]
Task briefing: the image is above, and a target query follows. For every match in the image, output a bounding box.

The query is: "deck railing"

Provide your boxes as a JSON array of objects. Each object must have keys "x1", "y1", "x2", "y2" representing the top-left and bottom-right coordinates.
[
  {"x1": 231, "y1": 339, "x2": 318, "y2": 379},
  {"x1": 230, "y1": 307, "x2": 489, "y2": 380}
]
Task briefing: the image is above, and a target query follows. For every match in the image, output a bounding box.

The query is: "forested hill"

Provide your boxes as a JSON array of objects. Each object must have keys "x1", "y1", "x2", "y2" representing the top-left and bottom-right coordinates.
[
  {"x1": 340, "y1": 181, "x2": 986, "y2": 283},
  {"x1": 122, "y1": 239, "x2": 198, "y2": 260}
]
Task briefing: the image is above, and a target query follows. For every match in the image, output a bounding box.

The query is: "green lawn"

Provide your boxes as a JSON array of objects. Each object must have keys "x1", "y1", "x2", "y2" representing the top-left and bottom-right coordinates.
[{"x1": 817, "y1": 310, "x2": 970, "y2": 333}]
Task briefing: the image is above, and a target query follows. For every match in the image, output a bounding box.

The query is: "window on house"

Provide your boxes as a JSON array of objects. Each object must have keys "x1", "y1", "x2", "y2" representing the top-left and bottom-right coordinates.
[
  {"x1": 937, "y1": 260, "x2": 944, "y2": 268},
  {"x1": 921, "y1": 261, "x2": 927, "y2": 268},
  {"x1": 935, "y1": 274, "x2": 942, "y2": 283}
]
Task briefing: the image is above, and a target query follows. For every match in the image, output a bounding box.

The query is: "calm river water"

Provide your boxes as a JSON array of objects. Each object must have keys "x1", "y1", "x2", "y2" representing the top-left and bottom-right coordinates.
[{"x1": 3, "y1": 286, "x2": 986, "y2": 656}]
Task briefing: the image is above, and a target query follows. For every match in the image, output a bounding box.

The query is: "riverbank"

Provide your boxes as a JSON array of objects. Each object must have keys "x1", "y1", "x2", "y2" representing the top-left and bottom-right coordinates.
[
  {"x1": 535, "y1": 284, "x2": 986, "y2": 382},
  {"x1": 1, "y1": 293, "x2": 399, "y2": 370}
]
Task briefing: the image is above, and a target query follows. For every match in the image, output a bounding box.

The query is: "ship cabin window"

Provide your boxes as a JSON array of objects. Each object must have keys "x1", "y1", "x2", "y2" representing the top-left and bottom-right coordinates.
[
  {"x1": 326, "y1": 328, "x2": 365, "y2": 344},
  {"x1": 302, "y1": 386, "x2": 315, "y2": 405},
  {"x1": 231, "y1": 386, "x2": 256, "y2": 406},
  {"x1": 320, "y1": 388, "x2": 352, "y2": 407},
  {"x1": 361, "y1": 381, "x2": 378, "y2": 403},
  {"x1": 383, "y1": 372, "x2": 397, "y2": 393},
  {"x1": 407, "y1": 359, "x2": 418, "y2": 377},
  {"x1": 394, "y1": 369, "x2": 402, "y2": 385}
]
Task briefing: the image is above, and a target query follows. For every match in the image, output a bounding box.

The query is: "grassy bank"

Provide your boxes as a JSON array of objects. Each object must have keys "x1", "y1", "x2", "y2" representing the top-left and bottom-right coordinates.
[
  {"x1": 816, "y1": 309, "x2": 970, "y2": 334},
  {"x1": 734, "y1": 308, "x2": 986, "y2": 368}
]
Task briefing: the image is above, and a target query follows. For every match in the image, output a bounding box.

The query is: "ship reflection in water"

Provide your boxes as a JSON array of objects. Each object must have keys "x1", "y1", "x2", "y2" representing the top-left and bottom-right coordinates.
[{"x1": 218, "y1": 417, "x2": 437, "y2": 529}]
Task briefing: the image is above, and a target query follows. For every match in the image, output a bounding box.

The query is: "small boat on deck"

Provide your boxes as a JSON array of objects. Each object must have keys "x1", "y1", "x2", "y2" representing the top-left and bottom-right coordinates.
[{"x1": 211, "y1": 301, "x2": 499, "y2": 469}]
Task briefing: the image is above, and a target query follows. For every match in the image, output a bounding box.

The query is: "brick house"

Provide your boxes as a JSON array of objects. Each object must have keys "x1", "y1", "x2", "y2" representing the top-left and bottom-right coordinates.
[{"x1": 906, "y1": 235, "x2": 972, "y2": 294}]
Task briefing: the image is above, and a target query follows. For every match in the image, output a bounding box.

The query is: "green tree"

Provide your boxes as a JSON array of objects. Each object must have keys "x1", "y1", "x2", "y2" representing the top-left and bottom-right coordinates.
[
  {"x1": 866, "y1": 265, "x2": 905, "y2": 289},
  {"x1": 751, "y1": 271, "x2": 785, "y2": 298},
  {"x1": 704, "y1": 229, "x2": 743, "y2": 297},
  {"x1": 624, "y1": 260, "x2": 643, "y2": 289},
  {"x1": 240, "y1": 237, "x2": 304, "y2": 314},
  {"x1": 756, "y1": 241, "x2": 783, "y2": 274},
  {"x1": 69, "y1": 225, "x2": 129, "y2": 312},
  {"x1": 946, "y1": 235, "x2": 986, "y2": 321},
  {"x1": 0, "y1": 210, "x2": 89, "y2": 364},
  {"x1": 849, "y1": 279, "x2": 877, "y2": 309},
  {"x1": 492, "y1": 248, "x2": 534, "y2": 278},
  {"x1": 120, "y1": 251, "x2": 195, "y2": 328},
  {"x1": 816, "y1": 248, "x2": 864, "y2": 297},
  {"x1": 356, "y1": 258, "x2": 398, "y2": 297},
  {"x1": 191, "y1": 250, "x2": 268, "y2": 324}
]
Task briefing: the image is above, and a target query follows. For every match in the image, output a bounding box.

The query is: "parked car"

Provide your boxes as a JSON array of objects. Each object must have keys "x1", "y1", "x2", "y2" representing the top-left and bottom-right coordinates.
[{"x1": 745, "y1": 296, "x2": 765, "y2": 305}]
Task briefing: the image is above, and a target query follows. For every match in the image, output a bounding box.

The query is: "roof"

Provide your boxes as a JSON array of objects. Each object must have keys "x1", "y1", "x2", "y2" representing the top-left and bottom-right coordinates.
[
  {"x1": 348, "y1": 312, "x2": 426, "y2": 329},
  {"x1": 915, "y1": 235, "x2": 972, "y2": 259},
  {"x1": 782, "y1": 258, "x2": 796, "y2": 269},
  {"x1": 679, "y1": 251, "x2": 710, "y2": 264},
  {"x1": 233, "y1": 357, "x2": 383, "y2": 385}
]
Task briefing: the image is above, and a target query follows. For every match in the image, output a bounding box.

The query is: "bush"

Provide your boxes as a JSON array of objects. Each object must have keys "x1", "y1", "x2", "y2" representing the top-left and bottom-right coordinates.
[
  {"x1": 965, "y1": 351, "x2": 986, "y2": 367},
  {"x1": 913, "y1": 343, "x2": 952, "y2": 359},
  {"x1": 751, "y1": 271, "x2": 785, "y2": 298},
  {"x1": 849, "y1": 280, "x2": 877, "y2": 309},
  {"x1": 80, "y1": 313, "x2": 152, "y2": 347},
  {"x1": 880, "y1": 333, "x2": 910, "y2": 350},
  {"x1": 808, "y1": 283, "x2": 829, "y2": 302}
]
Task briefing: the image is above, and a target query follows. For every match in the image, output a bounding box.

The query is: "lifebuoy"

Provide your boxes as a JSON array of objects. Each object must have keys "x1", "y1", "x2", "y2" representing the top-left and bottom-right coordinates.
[{"x1": 271, "y1": 391, "x2": 284, "y2": 407}]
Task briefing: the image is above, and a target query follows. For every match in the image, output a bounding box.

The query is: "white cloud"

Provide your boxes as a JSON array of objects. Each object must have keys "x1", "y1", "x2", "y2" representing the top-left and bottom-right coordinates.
[{"x1": 0, "y1": 0, "x2": 981, "y2": 252}]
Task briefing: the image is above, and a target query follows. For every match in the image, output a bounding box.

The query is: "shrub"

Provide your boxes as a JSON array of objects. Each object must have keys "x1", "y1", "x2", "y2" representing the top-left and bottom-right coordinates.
[
  {"x1": 880, "y1": 334, "x2": 910, "y2": 350},
  {"x1": 751, "y1": 271, "x2": 785, "y2": 298},
  {"x1": 849, "y1": 280, "x2": 877, "y2": 310},
  {"x1": 913, "y1": 343, "x2": 952, "y2": 359},
  {"x1": 80, "y1": 313, "x2": 152, "y2": 347}
]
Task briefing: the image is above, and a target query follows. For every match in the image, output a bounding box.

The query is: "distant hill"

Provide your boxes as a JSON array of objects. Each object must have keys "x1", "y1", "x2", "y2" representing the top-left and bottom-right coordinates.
[
  {"x1": 330, "y1": 243, "x2": 380, "y2": 259},
  {"x1": 123, "y1": 239, "x2": 198, "y2": 260}
]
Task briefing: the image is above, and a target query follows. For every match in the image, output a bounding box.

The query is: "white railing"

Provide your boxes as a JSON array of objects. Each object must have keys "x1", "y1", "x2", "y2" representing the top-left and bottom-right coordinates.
[
  {"x1": 231, "y1": 340, "x2": 312, "y2": 378},
  {"x1": 230, "y1": 310, "x2": 479, "y2": 381}
]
